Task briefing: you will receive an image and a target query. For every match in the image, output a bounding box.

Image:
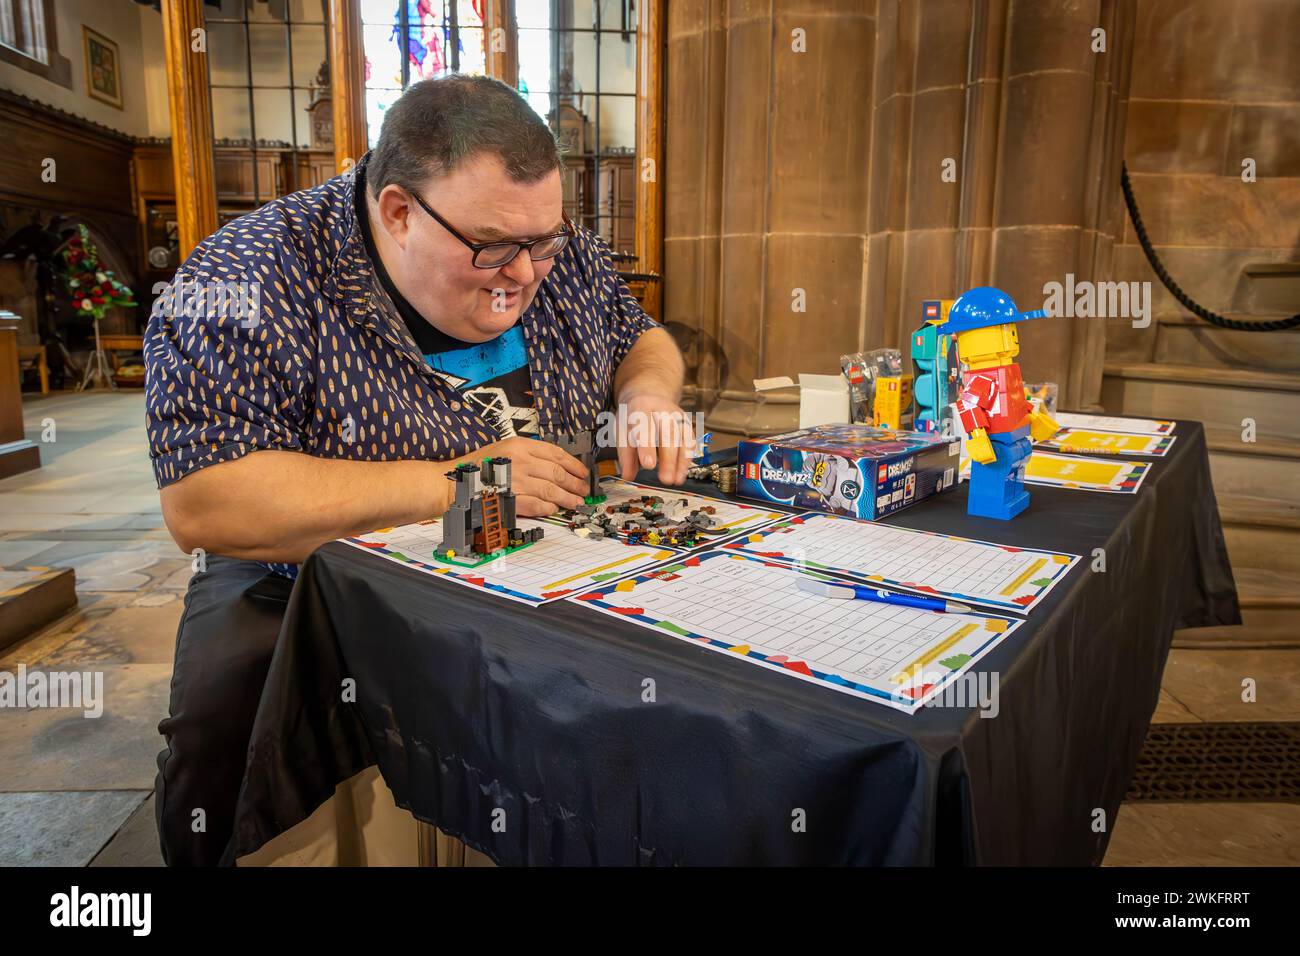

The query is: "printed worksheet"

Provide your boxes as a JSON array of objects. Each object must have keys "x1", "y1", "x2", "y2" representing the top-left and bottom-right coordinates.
[
  {"x1": 1038, "y1": 427, "x2": 1176, "y2": 457},
  {"x1": 569, "y1": 550, "x2": 1022, "y2": 714},
  {"x1": 722, "y1": 512, "x2": 1078, "y2": 613},
  {"x1": 345, "y1": 518, "x2": 676, "y2": 606},
  {"x1": 546, "y1": 477, "x2": 788, "y2": 543},
  {"x1": 1053, "y1": 412, "x2": 1176, "y2": 435},
  {"x1": 962, "y1": 450, "x2": 1153, "y2": 493}
]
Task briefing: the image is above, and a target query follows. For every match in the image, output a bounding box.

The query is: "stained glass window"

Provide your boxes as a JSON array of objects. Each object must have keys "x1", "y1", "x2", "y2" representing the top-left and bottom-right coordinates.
[{"x1": 360, "y1": 0, "x2": 487, "y2": 148}]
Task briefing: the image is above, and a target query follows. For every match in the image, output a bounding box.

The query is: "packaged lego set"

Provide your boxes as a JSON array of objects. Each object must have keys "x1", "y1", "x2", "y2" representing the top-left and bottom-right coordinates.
[
  {"x1": 737, "y1": 424, "x2": 961, "y2": 520},
  {"x1": 840, "y1": 349, "x2": 914, "y2": 429}
]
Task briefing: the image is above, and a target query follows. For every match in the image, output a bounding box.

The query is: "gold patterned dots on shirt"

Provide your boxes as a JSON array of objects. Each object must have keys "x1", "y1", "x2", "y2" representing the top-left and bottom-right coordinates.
[{"x1": 144, "y1": 155, "x2": 659, "y2": 572}]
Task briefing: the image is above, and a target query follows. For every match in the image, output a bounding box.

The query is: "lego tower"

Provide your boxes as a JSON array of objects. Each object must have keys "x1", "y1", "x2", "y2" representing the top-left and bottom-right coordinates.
[{"x1": 441, "y1": 457, "x2": 540, "y2": 560}]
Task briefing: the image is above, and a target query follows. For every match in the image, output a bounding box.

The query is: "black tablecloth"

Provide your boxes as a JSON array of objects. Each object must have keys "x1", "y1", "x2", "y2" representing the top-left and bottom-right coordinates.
[{"x1": 233, "y1": 421, "x2": 1239, "y2": 865}]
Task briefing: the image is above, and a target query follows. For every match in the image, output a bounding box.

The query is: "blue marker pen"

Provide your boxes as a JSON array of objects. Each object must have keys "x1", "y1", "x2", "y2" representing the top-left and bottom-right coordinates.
[{"x1": 796, "y1": 576, "x2": 973, "y2": 614}]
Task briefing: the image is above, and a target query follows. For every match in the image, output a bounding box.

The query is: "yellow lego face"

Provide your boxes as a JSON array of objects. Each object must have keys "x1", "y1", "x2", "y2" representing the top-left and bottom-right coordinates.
[{"x1": 955, "y1": 323, "x2": 1019, "y2": 366}]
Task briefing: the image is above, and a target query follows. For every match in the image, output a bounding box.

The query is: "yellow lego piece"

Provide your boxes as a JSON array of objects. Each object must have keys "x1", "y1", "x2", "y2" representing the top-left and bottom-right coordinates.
[
  {"x1": 1029, "y1": 410, "x2": 1061, "y2": 442},
  {"x1": 953, "y1": 323, "x2": 1020, "y2": 371},
  {"x1": 966, "y1": 427, "x2": 996, "y2": 465},
  {"x1": 871, "y1": 374, "x2": 914, "y2": 429}
]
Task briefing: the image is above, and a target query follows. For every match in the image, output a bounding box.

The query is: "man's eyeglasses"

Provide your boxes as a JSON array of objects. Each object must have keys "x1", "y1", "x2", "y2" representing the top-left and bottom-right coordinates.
[{"x1": 407, "y1": 188, "x2": 573, "y2": 269}]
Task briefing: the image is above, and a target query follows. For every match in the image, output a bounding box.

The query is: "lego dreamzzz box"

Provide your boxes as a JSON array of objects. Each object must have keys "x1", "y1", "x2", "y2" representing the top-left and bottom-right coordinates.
[{"x1": 737, "y1": 424, "x2": 961, "y2": 520}]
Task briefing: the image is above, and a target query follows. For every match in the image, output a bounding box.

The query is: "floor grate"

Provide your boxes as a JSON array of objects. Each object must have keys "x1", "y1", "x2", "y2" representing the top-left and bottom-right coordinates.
[{"x1": 1126, "y1": 722, "x2": 1300, "y2": 802}]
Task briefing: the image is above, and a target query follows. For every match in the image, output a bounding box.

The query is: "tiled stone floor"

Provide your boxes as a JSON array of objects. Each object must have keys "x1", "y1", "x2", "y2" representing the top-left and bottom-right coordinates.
[
  {"x1": 2, "y1": 390, "x2": 179, "y2": 866},
  {"x1": 0, "y1": 390, "x2": 1296, "y2": 866}
]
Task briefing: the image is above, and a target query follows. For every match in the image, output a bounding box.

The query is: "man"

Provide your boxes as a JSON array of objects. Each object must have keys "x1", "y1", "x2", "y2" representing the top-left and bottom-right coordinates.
[{"x1": 145, "y1": 75, "x2": 691, "y2": 865}]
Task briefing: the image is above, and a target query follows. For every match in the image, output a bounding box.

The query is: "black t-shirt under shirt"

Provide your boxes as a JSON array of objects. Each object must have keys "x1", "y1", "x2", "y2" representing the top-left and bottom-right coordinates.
[{"x1": 355, "y1": 168, "x2": 537, "y2": 439}]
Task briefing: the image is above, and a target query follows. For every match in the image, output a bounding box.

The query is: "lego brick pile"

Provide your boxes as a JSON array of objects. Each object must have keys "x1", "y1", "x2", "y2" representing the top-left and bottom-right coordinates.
[{"x1": 563, "y1": 494, "x2": 722, "y2": 549}]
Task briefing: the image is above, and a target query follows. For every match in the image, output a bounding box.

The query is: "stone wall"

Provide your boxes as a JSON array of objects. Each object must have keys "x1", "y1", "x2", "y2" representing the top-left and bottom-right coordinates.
[
  {"x1": 1108, "y1": 0, "x2": 1300, "y2": 365},
  {"x1": 664, "y1": 0, "x2": 1139, "y2": 435}
]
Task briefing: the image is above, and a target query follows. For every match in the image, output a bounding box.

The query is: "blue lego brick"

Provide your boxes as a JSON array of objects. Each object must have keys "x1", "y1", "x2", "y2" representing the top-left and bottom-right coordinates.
[{"x1": 967, "y1": 425, "x2": 1032, "y2": 520}]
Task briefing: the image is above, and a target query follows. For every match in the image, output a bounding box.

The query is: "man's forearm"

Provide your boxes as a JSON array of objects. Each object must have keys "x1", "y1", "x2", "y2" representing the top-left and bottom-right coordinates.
[
  {"x1": 160, "y1": 450, "x2": 453, "y2": 564},
  {"x1": 614, "y1": 326, "x2": 684, "y2": 403}
]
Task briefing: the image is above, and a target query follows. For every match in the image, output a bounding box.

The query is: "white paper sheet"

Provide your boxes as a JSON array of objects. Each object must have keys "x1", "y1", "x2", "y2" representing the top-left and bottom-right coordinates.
[
  {"x1": 1053, "y1": 412, "x2": 1176, "y2": 435},
  {"x1": 569, "y1": 549, "x2": 1022, "y2": 714},
  {"x1": 344, "y1": 517, "x2": 676, "y2": 606},
  {"x1": 962, "y1": 450, "x2": 1154, "y2": 494},
  {"x1": 720, "y1": 511, "x2": 1079, "y2": 614},
  {"x1": 1038, "y1": 427, "x2": 1176, "y2": 457}
]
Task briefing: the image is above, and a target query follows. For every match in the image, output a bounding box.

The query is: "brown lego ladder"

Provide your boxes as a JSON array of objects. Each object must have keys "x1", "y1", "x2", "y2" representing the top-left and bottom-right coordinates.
[{"x1": 475, "y1": 491, "x2": 508, "y2": 554}]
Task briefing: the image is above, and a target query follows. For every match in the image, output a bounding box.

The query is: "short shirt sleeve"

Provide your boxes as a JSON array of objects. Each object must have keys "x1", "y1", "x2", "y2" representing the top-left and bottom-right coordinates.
[
  {"x1": 145, "y1": 242, "x2": 315, "y2": 489},
  {"x1": 585, "y1": 231, "x2": 661, "y2": 370}
]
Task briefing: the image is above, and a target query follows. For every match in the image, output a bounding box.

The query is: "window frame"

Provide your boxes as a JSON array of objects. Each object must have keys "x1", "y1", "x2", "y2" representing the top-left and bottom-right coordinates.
[{"x1": 0, "y1": 0, "x2": 72, "y2": 88}]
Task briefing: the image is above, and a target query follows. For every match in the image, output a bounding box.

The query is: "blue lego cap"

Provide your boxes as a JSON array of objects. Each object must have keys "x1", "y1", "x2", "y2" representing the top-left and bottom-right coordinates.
[{"x1": 938, "y1": 287, "x2": 1047, "y2": 334}]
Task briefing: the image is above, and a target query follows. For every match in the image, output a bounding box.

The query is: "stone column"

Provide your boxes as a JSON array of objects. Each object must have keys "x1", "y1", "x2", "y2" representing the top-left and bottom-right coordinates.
[
  {"x1": 665, "y1": 0, "x2": 877, "y2": 436},
  {"x1": 666, "y1": 0, "x2": 1137, "y2": 430}
]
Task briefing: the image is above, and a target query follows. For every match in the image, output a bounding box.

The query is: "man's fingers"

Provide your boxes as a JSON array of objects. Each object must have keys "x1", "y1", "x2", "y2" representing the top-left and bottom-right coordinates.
[
  {"x1": 617, "y1": 443, "x2": 640, "y2": 480},
  {"x1": 657, "y1": 441, "x2": 692, "y2": 485},
  {"x1": 674, "y1": 445, "x2": 691, "y2": 484},
  {"x1": 530, "y1": 439, "x2": 588, "y2": 480},
  {"x1": 545, "y1": 461, "x2": 590, "y2": 499},
  {"x1": 515, "y1": 494, "x2": 557, "y2": 518},
  {"x1": 656, "y1": 439, "x2": 677, "y2": 485},
  {"x1": 654, "y1": 414, "x2": 692, "y2": 484},
  {"x1": 517, "y1": 473, "x2": 584, "y2": 512}
]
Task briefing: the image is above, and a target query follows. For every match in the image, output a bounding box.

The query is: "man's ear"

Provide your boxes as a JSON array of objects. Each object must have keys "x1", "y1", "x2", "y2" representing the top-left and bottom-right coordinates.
[{"x1": 375, "y1": 184, "x2": 414, "y2": 248}]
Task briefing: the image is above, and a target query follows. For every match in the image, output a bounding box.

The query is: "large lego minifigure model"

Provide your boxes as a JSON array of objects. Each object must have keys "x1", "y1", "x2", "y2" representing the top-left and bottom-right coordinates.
[
  {"x1": 441, "y1": 457, "x2": 544, "y2": 563},
  {"x1": 938, "y1": 287, "x2": 1061, "y2": 520}
]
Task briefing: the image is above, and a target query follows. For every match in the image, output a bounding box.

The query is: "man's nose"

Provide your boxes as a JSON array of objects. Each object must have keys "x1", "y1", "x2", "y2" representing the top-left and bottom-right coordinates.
[{"x1": 500, "y1": 251, "x2": 535, "y2": 288}]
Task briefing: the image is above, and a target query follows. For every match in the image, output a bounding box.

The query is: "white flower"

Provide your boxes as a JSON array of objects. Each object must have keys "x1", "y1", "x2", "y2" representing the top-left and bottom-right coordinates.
[
  {"x1": 80, "y1": 299, "x2": 94, "y2": 311},
  {"x1": 95, "y1": 272, "x2": 107, "y2": 283}
]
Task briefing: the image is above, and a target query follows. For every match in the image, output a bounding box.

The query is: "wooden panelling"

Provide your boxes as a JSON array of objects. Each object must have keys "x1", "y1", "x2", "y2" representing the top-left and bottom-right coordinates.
[
  {"x1": 133, "y1": 146, "x2": 175, "y2": 198},
  {"x1": 134, "y1": 145, "x2": 336, "y2": 203},
  {"x1": 0, "y1": 91, "x2": 134, "y2": 217},
  {"x1": 213, "y1": 150, "x2": 283, "y2": 203}
]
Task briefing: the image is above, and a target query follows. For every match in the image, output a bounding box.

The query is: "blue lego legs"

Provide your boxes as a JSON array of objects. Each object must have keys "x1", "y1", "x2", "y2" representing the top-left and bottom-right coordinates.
[{"x1": 967, "y1": 425, "x2": 1031, "y2": 520}]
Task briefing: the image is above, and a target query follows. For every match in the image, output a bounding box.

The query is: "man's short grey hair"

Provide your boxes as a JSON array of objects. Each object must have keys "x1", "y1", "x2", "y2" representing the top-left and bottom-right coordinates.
[{"x1": 367, "y1": 74, "x2": 561, "y2": 196}]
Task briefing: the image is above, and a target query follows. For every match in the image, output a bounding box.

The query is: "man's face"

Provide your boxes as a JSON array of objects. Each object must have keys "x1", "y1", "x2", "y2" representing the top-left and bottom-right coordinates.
[{"x1": 377, "y1": 152, "x2": 564, "y2": 343}]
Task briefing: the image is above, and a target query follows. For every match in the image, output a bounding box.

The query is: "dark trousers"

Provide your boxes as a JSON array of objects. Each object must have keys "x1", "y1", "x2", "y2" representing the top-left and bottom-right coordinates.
[{"x1": 155, "y1": 555, "x2": 294, "y2": 866}]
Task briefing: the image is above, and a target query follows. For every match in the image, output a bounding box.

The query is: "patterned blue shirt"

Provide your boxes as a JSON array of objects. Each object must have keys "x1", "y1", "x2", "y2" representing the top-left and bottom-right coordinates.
[{"x1": 145, "y1": 155, "x2": 659, "y2": 498}]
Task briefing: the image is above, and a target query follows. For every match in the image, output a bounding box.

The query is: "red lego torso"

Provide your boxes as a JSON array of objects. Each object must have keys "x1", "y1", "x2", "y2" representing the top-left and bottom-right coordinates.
[{"x1": 956, "y1": 364, "x2": 1032, "y2": 435}]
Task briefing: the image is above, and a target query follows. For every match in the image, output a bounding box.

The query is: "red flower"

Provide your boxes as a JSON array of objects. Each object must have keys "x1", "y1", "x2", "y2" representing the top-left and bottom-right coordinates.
[{"x1": 91, "y1": 295, "x2": 105, "y2": 305}]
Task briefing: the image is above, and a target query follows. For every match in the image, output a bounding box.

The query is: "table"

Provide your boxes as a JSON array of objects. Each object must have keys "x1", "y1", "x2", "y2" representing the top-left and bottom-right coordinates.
[{"x1": 232, "y1": 421, "x2": 1239, "y2": 865}]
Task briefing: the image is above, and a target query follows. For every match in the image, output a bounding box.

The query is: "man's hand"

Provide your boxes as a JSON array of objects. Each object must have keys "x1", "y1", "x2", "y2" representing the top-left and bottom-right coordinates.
[
  {"x1": 616, "y1": 392, "x2": 694, "y2": 486},
  {"x1": 1029, "y1": 410, "x2": 1061, "y2": 443},
  {"x1": 966, "y1": 427, "x2": 996, "y2": 465},
  {"x1": 449, "y1": 435, "x2": 589, "y2": 517}
]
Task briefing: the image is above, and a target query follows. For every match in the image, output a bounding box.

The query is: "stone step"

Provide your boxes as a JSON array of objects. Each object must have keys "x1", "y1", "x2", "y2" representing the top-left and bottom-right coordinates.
[
  {"x1": 1205, "y1": 430, "x2": 1300, "y2": 505},
  {"x1": 1154, "y1": 319, "x2": 1300, "y2": 371},
  {"x1": 1100, "y1": 362, "x2": 1300, "y2": 440},
  {"x1": 1218, "y1": 494, "x2": 1300, "y2": 576},
  {"x1": 1173, "y1": 567, "x2": 1300, "y2": 649}
]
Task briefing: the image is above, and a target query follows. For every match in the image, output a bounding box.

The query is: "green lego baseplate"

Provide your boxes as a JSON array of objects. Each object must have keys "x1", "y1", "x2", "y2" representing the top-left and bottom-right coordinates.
[{"x1": 431, "y1": 538, "x2": 539, "y2": 569}]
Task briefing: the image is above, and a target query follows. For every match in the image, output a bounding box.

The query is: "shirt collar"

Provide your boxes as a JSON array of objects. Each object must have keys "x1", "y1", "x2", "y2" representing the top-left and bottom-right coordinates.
[{"x1": 330, "y1": 152, "x2": 442, "y2": 375}]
